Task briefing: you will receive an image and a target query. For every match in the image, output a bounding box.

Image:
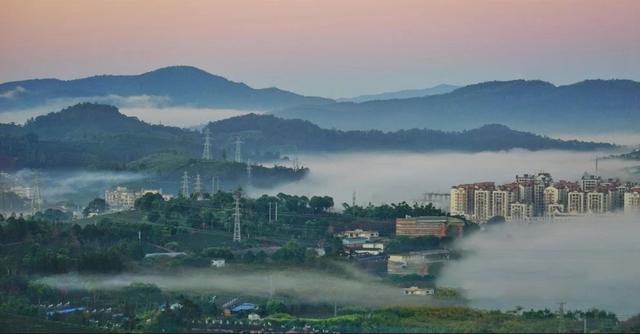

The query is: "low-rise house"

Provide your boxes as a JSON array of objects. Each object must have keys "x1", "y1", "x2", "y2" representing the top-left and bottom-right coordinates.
[
  {"x1": 388, "y1": 249, "x2": 451, "y2": 276},
  {"x1": 403, "y1": 286, "x2": 435, "y2": 296},
  {"x1": 336, "y1": 229, "x2": 379, "y2": 240},
  {"x1": 211, "y1": 259, "x2": 226, "y2": 268}
]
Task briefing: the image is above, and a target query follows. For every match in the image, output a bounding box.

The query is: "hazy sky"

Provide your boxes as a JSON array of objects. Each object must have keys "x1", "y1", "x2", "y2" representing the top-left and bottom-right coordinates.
[{"x1": 1, "y1": 0, "x2": 639, "y2": 98}]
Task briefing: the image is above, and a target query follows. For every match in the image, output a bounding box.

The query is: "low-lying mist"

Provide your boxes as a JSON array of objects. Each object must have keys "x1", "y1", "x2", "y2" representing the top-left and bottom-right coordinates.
[
  {"x1": 0, "y1": 95, "x2": 258, "y2": 127},
  {"x1": 258, "y1": 150, "x2": 638, "y2": 207},
  {"x1": 438, "y1": 213, "x2": 640, "y2": 317},
  {"x1": 38, "y1": 266, "x2": 438, "y2": 308},
  {"x1": 10, "y1": 169, "x2": 145, "y2": 206}
]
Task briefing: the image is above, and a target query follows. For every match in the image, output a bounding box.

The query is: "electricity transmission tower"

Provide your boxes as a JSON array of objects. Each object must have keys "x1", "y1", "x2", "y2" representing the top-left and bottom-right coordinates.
[
  {"x1": 202, "y1": 128, "x2": 212, "y2": 160},
  {"x1": 31, "y1": 173, "x2": 42, "y2": 214},
  {"x1": 233, "y1": 190, "x2": 242, "y2": 242},
  {"x1": 234, "y1": 137, "x2": 243, "y2": 163},
  {"x1": 194, "y1": 174, "x2": 202, "y2": 195},
  {"x1": 181, "y1": 171, "x2": 190, "y2": 197}
]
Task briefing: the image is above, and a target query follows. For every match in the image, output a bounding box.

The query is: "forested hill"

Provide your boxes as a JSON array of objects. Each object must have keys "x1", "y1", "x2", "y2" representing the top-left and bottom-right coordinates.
[
  {"x1": 206, "y1": 113, "x2": 614, "y2": 152},
  {"x1": 0, "y1": 103, "x2": 614, "y2": 170},
  {"x1": 275, "y1": 79, "x2": 640, "y2": 132},
  {"x1": 0, "y1": 65, "x2": 333, "y2": 111}
]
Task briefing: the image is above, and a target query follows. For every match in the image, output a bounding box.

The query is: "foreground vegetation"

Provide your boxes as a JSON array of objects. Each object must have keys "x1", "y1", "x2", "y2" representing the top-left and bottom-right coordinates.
[{"x1": 1, "y1": 191, "x2": 638, "y2": 332}]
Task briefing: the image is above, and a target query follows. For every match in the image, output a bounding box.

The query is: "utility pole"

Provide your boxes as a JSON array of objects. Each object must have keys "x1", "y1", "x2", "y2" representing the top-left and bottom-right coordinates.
[
  {"x1": 234, "y1": 137, "x2": 243, "y2": 163},
  {"x1": 558, "y1": 302, "x2": 566, "y2": 333},
  {"x1": 268, "y1": 202, "x2": 272, "y2": 223},
  {"x1": 275, "y1": 201, "x2": 278, "y2": 222},
  {"x1": 181, "y1": 171, "x2": 190, "y2": 197},
  {"x1": 233, "y1": 190, "x2": 242, "y2": 242},
  {"x1": 202, "y1": 128, "x2": 212, "y2": 160}
]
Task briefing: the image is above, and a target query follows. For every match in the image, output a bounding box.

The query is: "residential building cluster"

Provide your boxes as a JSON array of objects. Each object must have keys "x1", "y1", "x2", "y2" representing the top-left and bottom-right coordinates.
[
  {"x1": 450, "y1": 172, "x2": 640, "y2": 222},
  {"x1": 105, "y1": 186, "x2": 170, "y2": 211}
]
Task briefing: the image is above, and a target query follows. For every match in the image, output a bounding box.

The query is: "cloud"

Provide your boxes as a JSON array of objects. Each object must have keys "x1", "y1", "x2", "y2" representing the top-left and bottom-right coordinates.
[
  {"x1": 38, "y1": 265, "x2": 437, "y2": 308},
  {"x1": 257, "y1": 150, "x2": 638, "y2": 208},
  {"x1": 438, "y1": 213, "x2": 640, "y2": 317},
  {"x1": 0, "y1": 95, "x2": 255, "y2": 127},
  {"x1": 0, "y1": 86, "x2": 27, "y2": 99}
]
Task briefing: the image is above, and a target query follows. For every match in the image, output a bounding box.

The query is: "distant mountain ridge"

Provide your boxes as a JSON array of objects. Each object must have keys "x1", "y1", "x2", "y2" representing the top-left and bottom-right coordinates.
[
  {"x1": 276, "y1": 79, "x2": 640, "y2": 132},
  {"x1": 0, "y1": 66, "x2": 333, "y2": 111},
  {"x1": 336, "y1": 84, "x2": 459, "y2": 102}
]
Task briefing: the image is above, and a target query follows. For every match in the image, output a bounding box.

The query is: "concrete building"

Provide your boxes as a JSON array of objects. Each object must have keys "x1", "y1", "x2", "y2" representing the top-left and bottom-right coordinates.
[
  {"x1": 543, "y1": 185, "x2": 560, "y2": 214},
  {"x1": 509, "y1": 202, "x2": 532, "y2": 220},
  {"x1": 388, "y1": 250, "x2": 451, "y2": 276},
  {"x1": 624, "y1": 188, "x2": 640, "y2": 212},
  {"x1": 105, "y1": 187, "x2": 164, "y2": 211},
  {"x1": 579, "y1": 173, "x2": 601, "y2": 192},
  {"x1": 491, "y1": 190, "x2": 511, "y2": 218},
  {"x1": 211, "y1": 259, "x2": 226, "y2": 268},
  {"x1": 533, "y1": 172, "x2": 553, "y2": 216},
  {"x1": 567, "y1": 191, "x2": 585, "y2": 214},
  {"x1": 403, "y1": 286, "x2": 434, "y2": 296},
  {"x1": 395, "y1": 216, "x2": 464, "y2": 238},
  {"x1": 449, "y1": 186, "x2": 468, "y2": 216},
  {"x1": 336, "y1": 229, "x2": 379, "y2": 240},
  {"x1": 473, "y1": 189, "x2": 492, "y2": 222},
  {"x1": 586, "y1": 190, "x2": 609, "y2": 214}
]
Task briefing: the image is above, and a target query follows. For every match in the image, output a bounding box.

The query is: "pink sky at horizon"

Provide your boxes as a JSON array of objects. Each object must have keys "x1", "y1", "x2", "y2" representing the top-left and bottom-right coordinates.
[{"x1": 1, "y1": 0, "x2": 639, "y2": 97}]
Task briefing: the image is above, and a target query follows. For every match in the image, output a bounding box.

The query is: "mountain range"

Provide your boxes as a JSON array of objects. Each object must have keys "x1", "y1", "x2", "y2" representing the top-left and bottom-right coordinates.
[
  {"x1": 1, "y1": 66, "x2": 638, "y2": 134},
  {"x1": 0, "y1": 66, "x2": 332, "y2": 112},
  {"x1": 276, "y1": 79, "x2": 640, "y2": 132},
  {"x1": 0, "y1": 103, "x2": 613, "y2": 171}
]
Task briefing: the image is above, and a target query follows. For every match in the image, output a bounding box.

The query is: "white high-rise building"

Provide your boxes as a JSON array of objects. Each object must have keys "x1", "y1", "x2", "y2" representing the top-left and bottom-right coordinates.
[
  {"x1": 567, "y1": 191, "x2": 585, "y2": 214},
  {"x1": 491, "y1": 190, "x2": 511, "y2": 218},
  {"x1": 624, "y1": 189, "x2": 640, "y2": 212},
  {"x1": 473, "y1": 189, "x2": 492, "y2": 222},
  {"x1": 510, "y1": 203, "x2": 532, "y2": 220}
]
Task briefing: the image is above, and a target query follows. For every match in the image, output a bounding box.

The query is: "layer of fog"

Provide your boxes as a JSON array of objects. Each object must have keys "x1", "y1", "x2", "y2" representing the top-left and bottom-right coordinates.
[
  {"x1": 9, "y1": 169, "x2": 145, "y2": 206},
  {"x1": 256, "y1": 150, "x2": 638, "y2": 207},
  {"x1": 549, "y1": 132, "x2": 640, "y2": 147},
  {"x1": 0, "y1": 95, "x2": 257, "y2": 127},
  {"x1": 438, "y1": 214, "x2": 640, "y2": 317},
  {"x1": 38, "y1": 266, "x2": 438, "y2": 308}
]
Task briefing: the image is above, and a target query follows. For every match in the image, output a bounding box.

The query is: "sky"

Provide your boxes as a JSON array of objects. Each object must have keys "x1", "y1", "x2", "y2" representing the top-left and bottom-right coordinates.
[{"x1": 1, "y1": 0, "x2": 639, "y2": 98}]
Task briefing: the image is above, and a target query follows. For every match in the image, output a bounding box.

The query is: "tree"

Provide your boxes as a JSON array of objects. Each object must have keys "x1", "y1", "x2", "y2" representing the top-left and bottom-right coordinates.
[
  {"x1": 309, "y1": 196, "x2": 334, "y2": 213},
  {"x1": 83, "y1": 198, "x2": 106, "y2": 217},
  {"x1": 135, "y1": 192, "x2": 165, "y2": 211},
  {"x1": 266, "y1": 300, "x2": 288, "y2": 315},
  {"x1": 147, "y1": 211, "x2": 161, "y2": 223}
]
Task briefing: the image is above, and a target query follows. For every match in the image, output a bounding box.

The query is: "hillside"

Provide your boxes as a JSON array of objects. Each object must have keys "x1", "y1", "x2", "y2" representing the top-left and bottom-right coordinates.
[
  {"x1": 206, "y1": 113, "x2": 615, "y2": 153},
  {"x1": 275, "y1": 79, "x2": 640, "y2": 132},
  {"x1": 0, "y1": 103, "x2": 615, "y2": 171},
  {"x1": 336, "y1": 84, "x2": 459, "y2": 102},
  {"x1": 0, "y1": 66, "x2": 333, "y2": 111}
]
